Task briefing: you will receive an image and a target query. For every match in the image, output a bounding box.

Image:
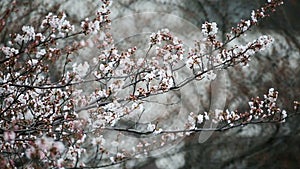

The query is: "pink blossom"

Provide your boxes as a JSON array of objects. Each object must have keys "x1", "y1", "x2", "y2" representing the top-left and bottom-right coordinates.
[{"x1": 202, "y1": 22, "x2": 218, "y2": 36}]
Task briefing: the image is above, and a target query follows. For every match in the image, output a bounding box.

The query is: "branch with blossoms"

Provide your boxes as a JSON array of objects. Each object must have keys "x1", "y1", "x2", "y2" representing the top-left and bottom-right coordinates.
[
  {"x1": 0, "y1": 0, "x2": 297, "y2": 168},
  {"x1": 104, "y1": 88, "x2": 297, "y2": 136}
]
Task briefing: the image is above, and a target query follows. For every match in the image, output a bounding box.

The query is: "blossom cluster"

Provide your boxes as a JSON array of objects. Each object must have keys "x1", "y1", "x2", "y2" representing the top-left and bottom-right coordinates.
[
  {"x1": 25, "y1": 136, "x2": 65, "y2": 162},
  {"x1": 81, "y1": 0, "x2": 112, "y2": 34},
  {"x1": 186, "y1": 27, "x2": 274, "y2": 81},
  {"x1": 201, "y1": 22, "x2": 218, "y2": 37},
  {"x1": 15, "y1": 26, "x2": 36, "y2": 43},
  {"x1": 186, "y1": 88, "x2": 288, "y2": 130},
  {"x1": 152, "y1": 29, "x2": 185, "y2": 64},
  {"x1": 1, "y1": 46, "x2": 19, "y2": 58},
  {"x1": 186, "y1": 112, "x2": 209, "y2": 130},
  {"x1": 41, "y1": 12, "x2": 75, "y2": 37}
]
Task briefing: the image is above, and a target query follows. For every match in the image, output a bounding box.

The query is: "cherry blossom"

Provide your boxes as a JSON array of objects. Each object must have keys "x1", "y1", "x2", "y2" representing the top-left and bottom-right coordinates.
[
  {"x1": 41, "y1": 12, "x2": 75, "y2": 37},
  {"x1": 201, "y1": 22, "x2": 218, "y2": 36},
  {"x1": 1, "y1": 46, "x2": 19, "y2": 58},
  {"x1": 0, "y1": 0, "x2": 293, "y2": 168}
]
